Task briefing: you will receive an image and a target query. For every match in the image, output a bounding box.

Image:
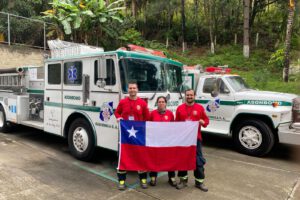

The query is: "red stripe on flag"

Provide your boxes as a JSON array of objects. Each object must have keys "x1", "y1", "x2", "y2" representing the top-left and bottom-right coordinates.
[{"x1": 118, "y1": 144, "x2": 196, "y2": 171}]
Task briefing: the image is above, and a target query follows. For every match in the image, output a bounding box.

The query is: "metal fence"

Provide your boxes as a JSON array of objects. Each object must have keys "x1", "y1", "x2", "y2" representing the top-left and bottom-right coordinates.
[{"x1": 0, "y1": 12, "x2": 56, "y2": 50}]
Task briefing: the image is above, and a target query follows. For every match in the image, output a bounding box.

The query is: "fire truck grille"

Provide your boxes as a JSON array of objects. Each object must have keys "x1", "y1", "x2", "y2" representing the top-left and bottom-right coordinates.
[{"x1": 292, "y1": 97, "x2": 300, "y2": 123}]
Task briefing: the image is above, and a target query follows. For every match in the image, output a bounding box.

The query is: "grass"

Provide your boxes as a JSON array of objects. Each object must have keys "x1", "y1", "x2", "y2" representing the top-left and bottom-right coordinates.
[
  {"x1": 233, "y1": 70, "x2": 300, "y2": 95},
  {"x1": 165, "y1": 45, "x2": 300, "y2": 95}
]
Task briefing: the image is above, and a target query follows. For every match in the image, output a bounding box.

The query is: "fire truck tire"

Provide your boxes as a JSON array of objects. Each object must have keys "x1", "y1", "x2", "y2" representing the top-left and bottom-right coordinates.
[
  {"x1": 233, "y1": 119, "x2": 275, "y2": 156},
  {"x1": 0, "y1": 106, "x2": 13, "y2": 133},
  {"x1": 68, "y1": 118, "x2": 95, "y2": 161}
]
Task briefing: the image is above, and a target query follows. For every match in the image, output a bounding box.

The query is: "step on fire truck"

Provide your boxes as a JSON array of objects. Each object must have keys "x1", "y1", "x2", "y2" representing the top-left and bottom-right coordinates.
[
  {"x1": 0, "y1": 40, "x2": 184, "y2": 160},
  {"x1": 183, "y1": 65, "x2": 300, "y2": 156}
]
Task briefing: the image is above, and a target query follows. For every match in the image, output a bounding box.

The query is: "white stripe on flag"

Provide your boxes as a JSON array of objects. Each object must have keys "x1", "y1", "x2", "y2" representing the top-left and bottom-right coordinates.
[{"x1": 145, "y1": 121, "x2": 198, "y2": 147}]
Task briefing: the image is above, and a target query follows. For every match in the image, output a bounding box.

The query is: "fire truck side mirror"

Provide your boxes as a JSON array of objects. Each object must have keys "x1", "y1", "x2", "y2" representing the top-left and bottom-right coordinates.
[
  {"x1": 97, "y1": 58, "x2": 107, "y2": 79},
  {"x1": 96, "y1": 58, "x2": 107, "y2": 88},
  {"x1": 223, "y1": 88, "x2": 230, "y2": 94},
  {"x1": 96, "y1": 79, "x2": 106, "y2": 88},
  {"x1": 211, "y1": 90, "x2": 219, "y2": 97}
]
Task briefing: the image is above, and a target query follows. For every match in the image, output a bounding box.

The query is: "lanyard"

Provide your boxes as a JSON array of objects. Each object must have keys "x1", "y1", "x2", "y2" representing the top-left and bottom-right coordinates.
[
  {"x1": 129, "y1": 100, "x2": 137, "y2": 116},
  {"x1": 185, "y1": 104, "x2": 194, "y2": 119},
  {"x1": 156, "y1": 109, "x2": 166, "y2": 121},
  {"x1": 158, "y1": 110, "x2": 166, "y2": 121}
]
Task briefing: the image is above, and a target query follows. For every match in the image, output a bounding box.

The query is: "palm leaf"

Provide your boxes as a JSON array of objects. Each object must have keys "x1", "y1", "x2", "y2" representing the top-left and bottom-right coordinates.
[{"x1": 61, "y1": 19, "x2": 72, "y2": 34}]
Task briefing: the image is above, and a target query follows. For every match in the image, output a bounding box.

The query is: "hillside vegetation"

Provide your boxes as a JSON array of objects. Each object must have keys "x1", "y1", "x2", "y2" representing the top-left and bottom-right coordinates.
[{"x1": 165, "y1": 45, "x2": 300, "y2": 95}]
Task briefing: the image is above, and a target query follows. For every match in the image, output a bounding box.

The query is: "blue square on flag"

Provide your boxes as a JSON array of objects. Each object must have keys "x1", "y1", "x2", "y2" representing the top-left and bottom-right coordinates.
[{"x1": 120, "y1": 120, "x2": 146, "y2": 146}]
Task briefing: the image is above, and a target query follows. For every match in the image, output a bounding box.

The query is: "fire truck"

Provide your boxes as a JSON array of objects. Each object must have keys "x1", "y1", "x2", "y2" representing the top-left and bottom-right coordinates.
[
  {"x1": 183, "y1": 65, "x2": 300, "y2": 156},
  {"x1": 0, "y1": 40, "x2": 184, "y2": 160}
]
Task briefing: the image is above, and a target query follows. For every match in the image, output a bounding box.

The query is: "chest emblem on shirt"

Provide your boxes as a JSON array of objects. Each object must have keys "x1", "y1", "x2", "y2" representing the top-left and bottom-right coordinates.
[
  {"x1": 193, "y1": 110, "x2": 198, "y2": 116},
  {"x1": 136, "y1": 105, "x2": 141, "y2": 110},
  {"x1": 164, "y1": 115, "x2": 168, "y2": 120}
]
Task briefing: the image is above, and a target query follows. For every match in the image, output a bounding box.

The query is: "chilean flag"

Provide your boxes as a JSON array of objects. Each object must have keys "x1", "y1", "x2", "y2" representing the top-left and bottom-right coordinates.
[{"x1": 118, "y1": 120, "x2": 199, "y2": 171}]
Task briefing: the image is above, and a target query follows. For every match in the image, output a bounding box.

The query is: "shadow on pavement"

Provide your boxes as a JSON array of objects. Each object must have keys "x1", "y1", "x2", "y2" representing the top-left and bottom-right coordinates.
[
  {"x1": 202, "y1": 132, "x2": 300, "y2": 163},
  {"x1": 3, "y1": 125, "x2": 300, "y2": 165}
]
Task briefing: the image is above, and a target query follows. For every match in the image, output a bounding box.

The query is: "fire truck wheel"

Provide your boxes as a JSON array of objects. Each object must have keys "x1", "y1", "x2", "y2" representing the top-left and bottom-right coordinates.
[
  {"x1": 233, "y1": 119, "x2": 275, "y2": 157},
  {"x1": 0, "y1": 106, "x2": 13, "y2": 133},
  {"x1": 68, "y1": 118, "x2": 95, "y2": 161}
]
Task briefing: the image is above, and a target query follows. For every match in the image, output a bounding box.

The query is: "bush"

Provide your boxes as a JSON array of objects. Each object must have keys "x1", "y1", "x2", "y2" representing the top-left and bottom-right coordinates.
[
  {"x1": 252, "y1": 69, "x2": 271, "y2": 89},
  {"x1": 268, "y1": 48, "x2": 284, "y2": 70},
  {"x1": 118, "y1": 28, "x2": 144, "y2": 46},
  {"x1": 144, "y1": 40, "x2": 166, "y2": 50}
]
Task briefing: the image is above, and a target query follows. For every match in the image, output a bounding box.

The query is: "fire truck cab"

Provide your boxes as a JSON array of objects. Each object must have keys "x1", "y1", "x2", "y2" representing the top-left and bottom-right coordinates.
[{"x1": 183, "y1": 65, "x2": 300, "y2": 156}]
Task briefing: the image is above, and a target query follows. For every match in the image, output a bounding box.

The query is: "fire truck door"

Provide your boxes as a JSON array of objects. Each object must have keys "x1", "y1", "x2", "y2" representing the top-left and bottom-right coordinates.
[{"x1": 44, "y1": 62, "x2": 63, "y2": 135}]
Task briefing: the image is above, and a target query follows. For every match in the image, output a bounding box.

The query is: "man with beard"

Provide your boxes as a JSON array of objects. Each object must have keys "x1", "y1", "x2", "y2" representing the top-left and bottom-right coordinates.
[
  {"x1": 115, "y1": 81, "x2": 150, "y2": 190},
  {"x1": 175, "y1": 89, "x2": 209, "y2": 192}
]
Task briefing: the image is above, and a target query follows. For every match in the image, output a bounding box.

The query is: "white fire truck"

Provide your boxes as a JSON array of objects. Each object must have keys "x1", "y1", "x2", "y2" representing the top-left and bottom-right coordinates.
[
  {"x1": 0, "y1": 41, "x2": 183, "y2": 160},
  {"x1": 183, "y1": 66, "x2": 300, "y2": 156}
]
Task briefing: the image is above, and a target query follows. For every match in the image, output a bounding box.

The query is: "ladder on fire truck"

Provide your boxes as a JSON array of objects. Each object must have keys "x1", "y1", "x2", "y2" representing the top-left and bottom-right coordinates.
[
  {"x1": 0, "y1": 67, "x2": 26, "y2": 93},
  {"x1": 0, "y1": 66, "x2": 46, "y2": 130}
]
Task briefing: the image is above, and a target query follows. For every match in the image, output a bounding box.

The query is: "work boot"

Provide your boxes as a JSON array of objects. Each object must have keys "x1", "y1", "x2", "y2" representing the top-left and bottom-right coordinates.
[
  {"x1": 140, "y1": 178, "x2": 148, "y2": 189},
  {"x1": 195, "y1": 181, "x2": 208, "y2": 192},
  {"x1": 150, "y1": 176, "x2": 157, "y2": 186},
  {"x1": 176, "y1": 177, "x2": 188, "y2": 190},
  {"x1": 118, "y1": 180, "x2": 126, "y2": 191},
  {"x1": 168, "y1": 177, "x2": 177, "y2": 187}
]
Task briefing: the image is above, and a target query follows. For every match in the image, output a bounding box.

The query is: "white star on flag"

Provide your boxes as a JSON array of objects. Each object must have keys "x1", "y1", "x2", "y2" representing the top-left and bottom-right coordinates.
[{"x1": 127, "y1": 126, "x2": 138, "y2": 138}]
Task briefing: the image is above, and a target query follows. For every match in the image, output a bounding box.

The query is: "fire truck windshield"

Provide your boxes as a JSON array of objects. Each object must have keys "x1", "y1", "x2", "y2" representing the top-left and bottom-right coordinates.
[
  {"x1": 119, "y1": 58, "x2": 182, "y2": 93},
  {"x1": 165, "y1": 64, "x2": 183, "y2": 92},
  {"x1": 225, "y1": 76, "x2": 251, "y2": 92}
]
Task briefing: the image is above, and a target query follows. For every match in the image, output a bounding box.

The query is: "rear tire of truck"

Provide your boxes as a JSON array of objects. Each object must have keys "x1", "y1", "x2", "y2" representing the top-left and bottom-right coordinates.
[
  {"x1": 68, "y1": 118, "x2": 95, "y2": 161},
  {"x1": 233, "y1": 119, "x2": 275, "y2": 157},
  {"x1": 0, "y1": 106, "x2": 13, "y2": 133}
]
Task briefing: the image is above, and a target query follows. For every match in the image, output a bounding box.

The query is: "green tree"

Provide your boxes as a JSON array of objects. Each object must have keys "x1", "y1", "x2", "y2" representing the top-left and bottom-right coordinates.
[
  {"x1": 43, "y1": 0, "x2": 125, "y2": 44},
  {"x1": 0, "y1": 0, "x2": 51, "y2": 46},
  {"x1": 283, "y1": 0, "x2": 296, "y2": 82},
  {"x1": 181, "y1": 0, "x2": 186, "y2": 52},
  {"x1": 243, "y1": 0, "x2": 250, "y2": 58}
]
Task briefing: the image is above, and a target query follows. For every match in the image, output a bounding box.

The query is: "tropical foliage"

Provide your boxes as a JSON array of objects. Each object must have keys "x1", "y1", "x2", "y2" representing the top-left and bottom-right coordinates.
[
  {"x1": 0, "y1": 0, "x2": 299, "y2": 86},
  {"x1": 42, "y1": 0, "x2": 125, "y2": 44}
]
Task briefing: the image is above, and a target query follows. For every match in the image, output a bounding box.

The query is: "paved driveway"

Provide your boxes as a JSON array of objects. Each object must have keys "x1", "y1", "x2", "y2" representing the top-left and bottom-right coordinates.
[{"x1": 0, "y1": 126, "x2": 299, "y2": 200}]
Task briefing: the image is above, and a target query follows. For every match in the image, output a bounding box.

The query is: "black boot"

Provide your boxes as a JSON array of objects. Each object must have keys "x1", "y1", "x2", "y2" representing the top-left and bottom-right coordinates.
[
  {"x1": 168, "y1": 177, "x2": 177, "y2": 187},
  {"x1": 118, "y1": 180, "x2": 126, "y2": 190},
  {"x1": 195, "y1": 181, "x2": 208, "y2": 192},
  {"x1": 150, "y1": 176, "x2": 157, "y2": 186},
  {"x1": 176, "y1": 177, "x2": 188, "y2": 190},
  {"x1": 140, "y1": 178, "x2": 148, "y2": 189}
]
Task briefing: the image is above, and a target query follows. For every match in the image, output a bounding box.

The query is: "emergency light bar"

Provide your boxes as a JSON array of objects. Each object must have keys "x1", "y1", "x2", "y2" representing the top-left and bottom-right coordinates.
[
  {"x1": 119, "y1": 44, "x2": 166, "y2": 58},
  {"x1": 205, "y1": 66, "x2": 231, "y2": 74}
]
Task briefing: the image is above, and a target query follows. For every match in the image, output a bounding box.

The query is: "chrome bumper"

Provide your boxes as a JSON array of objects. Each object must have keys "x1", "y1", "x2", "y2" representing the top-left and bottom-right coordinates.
[{"x1": 278, "y1": 123, "x2": 300, "y2": 145}]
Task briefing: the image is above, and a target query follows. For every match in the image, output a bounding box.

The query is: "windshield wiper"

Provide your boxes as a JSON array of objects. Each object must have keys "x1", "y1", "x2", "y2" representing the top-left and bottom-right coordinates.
[
  {"x1": 149, "y1": 85, "x2": 163, "y2": 100},
  {"x1": 178, "y1": 83, "x2": 184, "y2": 99},
  {"x1": 149, "y1": 90, "x2": 158, "y2": 100}
]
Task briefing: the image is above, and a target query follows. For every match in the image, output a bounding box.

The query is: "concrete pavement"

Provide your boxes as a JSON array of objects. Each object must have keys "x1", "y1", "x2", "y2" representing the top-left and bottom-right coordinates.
[{"x1": 0, "y1": 126, "x2": 299, "y2": 200}]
